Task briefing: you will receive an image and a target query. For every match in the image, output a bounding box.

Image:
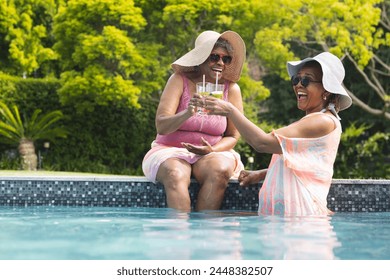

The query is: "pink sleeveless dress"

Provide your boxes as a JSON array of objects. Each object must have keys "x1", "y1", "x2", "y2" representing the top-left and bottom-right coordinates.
[
  {"x1": 142, "y1": 76, "x2": 244, "y2": 183},
  {"x1": 258, "y1": 113, "x2": 341, "y2": 216}
]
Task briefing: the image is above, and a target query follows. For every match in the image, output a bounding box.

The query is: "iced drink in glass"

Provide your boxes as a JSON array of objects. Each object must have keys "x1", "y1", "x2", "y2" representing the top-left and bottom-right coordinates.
[
  {"x1": 210, "y1": 84, "x2": 224, "y2": 99},
  {"x1": 196, "y1": 82, "x2": 212, "y2": 114}
]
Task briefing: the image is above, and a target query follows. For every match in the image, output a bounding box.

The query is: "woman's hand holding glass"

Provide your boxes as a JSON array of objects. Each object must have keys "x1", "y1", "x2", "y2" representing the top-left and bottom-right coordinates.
[
  {"x1": 202, "y1": 96, "x2": 234, "y2": 117},
  {"x1": 193, "y1": 82, "x2": 224, "y2": 114}
]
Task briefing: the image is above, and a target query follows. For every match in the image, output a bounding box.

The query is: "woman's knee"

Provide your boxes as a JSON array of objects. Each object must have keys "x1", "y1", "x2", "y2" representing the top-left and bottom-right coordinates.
[
  {"x1": 195, "y1": 161, "x2": 233, "y2": 184},
  {"x1": 212, "y1": 165, "x2": 232, "y2": 181},
  {"x1": 157, "y1": 160, "x2": 191, "y2": 186},
  {"x1": 167, "y1": 167, "x2": 191, "y2": 185}
]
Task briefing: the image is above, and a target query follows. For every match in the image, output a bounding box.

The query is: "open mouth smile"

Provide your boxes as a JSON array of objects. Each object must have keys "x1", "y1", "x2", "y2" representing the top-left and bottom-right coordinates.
[{"x1": 297, "y1": 91, "x2": 308, "y2": 100}]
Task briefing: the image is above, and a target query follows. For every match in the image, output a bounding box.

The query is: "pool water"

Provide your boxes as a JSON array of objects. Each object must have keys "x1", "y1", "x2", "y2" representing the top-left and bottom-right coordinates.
[{"x1": 0, "y1": 206, "x2": 389, "y2": 260}]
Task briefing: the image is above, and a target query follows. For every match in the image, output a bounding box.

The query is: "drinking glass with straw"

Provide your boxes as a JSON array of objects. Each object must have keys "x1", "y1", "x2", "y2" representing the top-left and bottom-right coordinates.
[
  {"x1": 196, "y1": 75, "x2": 209, "y2": 114},
  {"x1": 210, "y1": 72, "x2": 224, "y2": 99}
]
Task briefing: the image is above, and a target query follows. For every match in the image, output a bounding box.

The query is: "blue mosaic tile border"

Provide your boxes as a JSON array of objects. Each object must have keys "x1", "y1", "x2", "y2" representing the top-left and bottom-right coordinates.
[{"x1": 0, "y1": 177, "x2": 389, "y2": 212}]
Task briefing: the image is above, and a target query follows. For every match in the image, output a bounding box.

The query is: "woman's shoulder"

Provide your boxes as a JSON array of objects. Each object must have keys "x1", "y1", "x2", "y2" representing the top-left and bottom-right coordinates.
[
  {"x1": 303, "y1": 112, "x2": 340, "y2": 126},
  {"x1": 165, "y1": 73, "x2": 187, "y2": 88},
  {"x1": 226, "y1": 81, "x2": 241, "y2": 94},
  {"x1": 298, "y1": 112, "x2": 340, "y2": 136},
  {"x1": 168, "y1": 72, "x2": 183, "y2": 81}
]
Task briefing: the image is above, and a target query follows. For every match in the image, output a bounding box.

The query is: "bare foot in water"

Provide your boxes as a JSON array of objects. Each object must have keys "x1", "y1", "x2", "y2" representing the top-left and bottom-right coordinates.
[{"x1": 238, "y1": 169, "x2": 267, "y2": 186}]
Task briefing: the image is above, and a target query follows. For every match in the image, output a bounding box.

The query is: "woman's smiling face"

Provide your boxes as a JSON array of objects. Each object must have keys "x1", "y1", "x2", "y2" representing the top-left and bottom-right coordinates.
[
  {"x1": 293, "y1": 64, "x2": 325, "y2": 114},
  {"x1": 200, "y1": 47, "x2": 230, "y2": 82}
]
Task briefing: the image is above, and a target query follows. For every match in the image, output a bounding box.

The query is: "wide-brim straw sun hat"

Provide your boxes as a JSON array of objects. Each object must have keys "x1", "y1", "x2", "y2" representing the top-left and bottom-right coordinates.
[
  {"x1": 287, "y1": 52, "x2": 352, "y2": 111},
  {"x1": 171, "y1": 30, "x2": 246, "y2": 82}
]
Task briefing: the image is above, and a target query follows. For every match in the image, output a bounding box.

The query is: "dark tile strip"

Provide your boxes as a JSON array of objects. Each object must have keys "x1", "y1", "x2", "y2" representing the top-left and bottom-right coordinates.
[{"x1": 0, "y1": 178, "x2": 389, "y2": 212}]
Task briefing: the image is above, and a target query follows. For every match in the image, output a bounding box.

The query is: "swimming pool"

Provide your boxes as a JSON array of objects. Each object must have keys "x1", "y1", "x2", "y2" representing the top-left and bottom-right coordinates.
[{"x1": 1, "y1": 206, "x2": 389, "y2": 260}]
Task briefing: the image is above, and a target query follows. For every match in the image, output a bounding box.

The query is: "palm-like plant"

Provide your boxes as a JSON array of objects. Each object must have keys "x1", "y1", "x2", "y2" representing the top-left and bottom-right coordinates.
[{"x1": 0, "y1": 101, "x2": 67, "y2": 171}]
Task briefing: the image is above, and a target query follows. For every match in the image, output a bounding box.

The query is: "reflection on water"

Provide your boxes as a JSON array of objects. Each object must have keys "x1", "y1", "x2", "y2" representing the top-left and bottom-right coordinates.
[
  {"x1": 141, "y1": 209, "x2": 246, "y2": 259},
  {"x1": 252, "y1": 215, "x2": 341, "y2": 259},
  {"x1": 140, "y1": 209, "x2": 340, "y2": 260}
]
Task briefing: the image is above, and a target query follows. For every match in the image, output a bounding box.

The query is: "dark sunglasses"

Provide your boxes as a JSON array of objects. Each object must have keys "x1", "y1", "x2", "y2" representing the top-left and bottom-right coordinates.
[
  {"x1": 209, "y1": 53, "x2": 233, "y2": 65},
  {"x1": 291, "y1": 75, "x2": 322, "y2": 87}
]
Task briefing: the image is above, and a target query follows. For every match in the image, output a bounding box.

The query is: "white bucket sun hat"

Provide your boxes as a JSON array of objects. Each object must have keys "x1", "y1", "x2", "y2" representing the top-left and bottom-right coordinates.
[
  {"x1": 287, "y1": 52, "x2": 352, "y2": 111},
  {"x1": 171, "y1": 30, "x2": 246, "y2": 82}
]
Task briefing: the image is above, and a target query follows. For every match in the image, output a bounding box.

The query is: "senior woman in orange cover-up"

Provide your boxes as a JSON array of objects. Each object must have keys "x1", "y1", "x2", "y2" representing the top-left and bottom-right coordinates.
[{"x1": 197, "y1": 52, "x2": 352, "y2": 215}]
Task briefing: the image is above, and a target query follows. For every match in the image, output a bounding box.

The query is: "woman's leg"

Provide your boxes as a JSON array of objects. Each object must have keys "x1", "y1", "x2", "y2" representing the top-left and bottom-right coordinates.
[
  {"x1": 156, "y1": 158, "x2": 192, "y2": 212},
  {"x1": 192, "y1": 154, "x2": 235, "y2": 211}
]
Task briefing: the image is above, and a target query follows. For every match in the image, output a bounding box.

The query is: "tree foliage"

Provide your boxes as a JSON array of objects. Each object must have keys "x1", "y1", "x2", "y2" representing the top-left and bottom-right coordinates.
[
  {"x1": 0, "y1": 0, "x2": 58, "y2": 76},
  {"x1": 52, "y1": 0, "x2": 163, "y2": 112},
  {"x1": 335, "y1": 122, "x2": 390, "y2": 178},
  {"x1": 0, "y1": 0, "x2": 388, "y2": 177},
  {"x1": 249, "y1": 0, "x2": 390, "y2": 120}
]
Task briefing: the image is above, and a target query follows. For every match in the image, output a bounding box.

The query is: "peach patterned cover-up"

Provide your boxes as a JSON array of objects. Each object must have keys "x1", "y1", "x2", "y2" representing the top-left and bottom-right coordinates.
[
  {"x1": 258, "y1": 112, "x2": 342, "y2": 216},
  {"x1": 142, "y1": 75, "x2": 244, "y2": 183}
]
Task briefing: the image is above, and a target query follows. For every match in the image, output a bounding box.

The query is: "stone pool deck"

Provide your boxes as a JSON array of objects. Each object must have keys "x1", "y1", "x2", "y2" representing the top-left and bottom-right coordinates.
[{"x1": 0, "y1": 174, "x2": 389, "y2": 212}]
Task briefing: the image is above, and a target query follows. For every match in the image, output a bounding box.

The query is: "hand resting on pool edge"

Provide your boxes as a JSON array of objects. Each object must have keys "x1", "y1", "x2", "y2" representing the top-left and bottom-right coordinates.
[{"x1": 238, "y1": 169, "x2": 267, "y2": 187}]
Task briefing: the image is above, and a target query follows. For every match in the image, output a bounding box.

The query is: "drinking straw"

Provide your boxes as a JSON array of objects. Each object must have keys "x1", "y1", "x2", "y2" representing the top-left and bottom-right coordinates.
[{"x1": 215, "y1": 72, "x2": 219, "y2": 91}]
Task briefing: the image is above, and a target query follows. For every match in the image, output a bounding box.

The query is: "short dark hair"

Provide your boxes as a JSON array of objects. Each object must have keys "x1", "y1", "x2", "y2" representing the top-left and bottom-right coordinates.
[
  {"x1": 213, "y1": 38, "x2": 233, "y2": 54},
  {"x1": 302, "y1": 60, "x2": 321, "y2": 69}
]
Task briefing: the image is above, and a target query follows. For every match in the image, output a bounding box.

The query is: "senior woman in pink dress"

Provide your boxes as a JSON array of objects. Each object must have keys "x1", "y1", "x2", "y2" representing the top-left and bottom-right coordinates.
[
  {"x1": 198, "y1": 52, "x2": 352, "y2": 215},
  {"x1": 142, "y1": 30, "x2": 246, "y2": 212}
]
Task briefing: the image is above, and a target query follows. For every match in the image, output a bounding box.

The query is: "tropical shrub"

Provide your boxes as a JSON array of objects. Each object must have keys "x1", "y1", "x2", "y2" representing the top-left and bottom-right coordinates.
[{"x1": 0, "y1": 101, "x2": 67, "y2": 170}]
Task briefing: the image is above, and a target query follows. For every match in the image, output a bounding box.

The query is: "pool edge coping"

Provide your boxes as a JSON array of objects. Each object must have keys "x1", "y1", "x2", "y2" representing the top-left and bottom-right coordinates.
[{"x1": 0, "y1": 175, "x2": 388, "y2": 185}]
